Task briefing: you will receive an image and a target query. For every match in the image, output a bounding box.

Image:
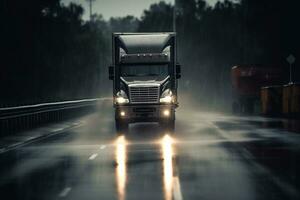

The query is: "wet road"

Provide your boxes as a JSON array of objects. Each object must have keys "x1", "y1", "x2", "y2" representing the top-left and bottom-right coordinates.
[{"x1": 1, "y1": 103, "x2": 300, "y2": 200}]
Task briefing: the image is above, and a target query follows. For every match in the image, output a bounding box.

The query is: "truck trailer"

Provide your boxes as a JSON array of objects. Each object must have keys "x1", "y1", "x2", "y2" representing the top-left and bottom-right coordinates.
[
  {"x1": 108, "y1": 33, "x2": 181, "y2": 132},
  {"x1": 231, "y1": 65, "x2": 283, "y2": 114}
]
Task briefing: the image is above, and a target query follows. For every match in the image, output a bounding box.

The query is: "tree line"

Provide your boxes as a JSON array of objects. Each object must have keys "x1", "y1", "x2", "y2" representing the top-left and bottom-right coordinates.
[{"x1": 1, "y1": 0, "x2": 299, "y2": 109}]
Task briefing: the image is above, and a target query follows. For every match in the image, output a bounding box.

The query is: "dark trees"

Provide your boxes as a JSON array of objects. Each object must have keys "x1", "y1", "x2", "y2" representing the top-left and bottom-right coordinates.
[{"x1": 2, "y1": 0, "x2": 298, "y2": 110}]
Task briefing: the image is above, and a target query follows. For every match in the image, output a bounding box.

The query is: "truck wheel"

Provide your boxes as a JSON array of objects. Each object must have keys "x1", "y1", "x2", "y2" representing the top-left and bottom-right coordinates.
[
  {"x1": 161, "y1": 120, "x2": 175, "y2": 133},
  {"x1": 115, "y1": 120, "x2": 128, "y2": 133}
]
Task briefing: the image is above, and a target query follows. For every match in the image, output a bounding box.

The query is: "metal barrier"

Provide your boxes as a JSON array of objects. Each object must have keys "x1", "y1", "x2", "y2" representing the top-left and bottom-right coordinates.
[{"x1": 0, "y1": 98, "x2": 103, "y2": 136}]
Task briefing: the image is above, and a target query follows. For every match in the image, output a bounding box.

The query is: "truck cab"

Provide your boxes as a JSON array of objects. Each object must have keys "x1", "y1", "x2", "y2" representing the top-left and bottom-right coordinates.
[{"x1": 108, "y1": 33, "x2": 181, "y2": 133}]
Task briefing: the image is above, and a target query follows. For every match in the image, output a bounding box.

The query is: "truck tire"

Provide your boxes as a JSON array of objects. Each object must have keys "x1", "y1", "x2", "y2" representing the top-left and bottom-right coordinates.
[
  {"x1": 161, "y1": 120, "x2": 175, "y2": 133},
  {"x1": 115, "y1": 120, "x2": 128, "y2": 133}
]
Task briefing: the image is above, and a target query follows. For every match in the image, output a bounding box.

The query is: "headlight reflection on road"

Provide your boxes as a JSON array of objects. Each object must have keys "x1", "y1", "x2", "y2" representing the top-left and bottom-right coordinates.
[
  {"x1": 162, "y1": 134, "x2": 174, "y2": 200},
  {"x1": 115, "y1": 135, "x2": 127, "y2": 200}
]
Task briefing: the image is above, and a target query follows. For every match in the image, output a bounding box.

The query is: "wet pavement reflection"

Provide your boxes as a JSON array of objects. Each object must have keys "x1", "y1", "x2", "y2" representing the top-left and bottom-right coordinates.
[
  {"x1": 115, "y1": 136, "x2": 127, "y2": 200},
  {"x1": 114, "y1": 133, "x2": 182, "y2": 200},
  {"x1": 1, "y1": 109, "x2": 300, "y2": 200},
  {"x1": 162, "y1": 134, "x2": 174, "y2": 200}
]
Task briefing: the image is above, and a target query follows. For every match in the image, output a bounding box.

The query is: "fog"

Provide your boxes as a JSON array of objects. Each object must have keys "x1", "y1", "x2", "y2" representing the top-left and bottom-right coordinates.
[{"x1": 2, "y1": 0, "x2": 299, "y2": 111}]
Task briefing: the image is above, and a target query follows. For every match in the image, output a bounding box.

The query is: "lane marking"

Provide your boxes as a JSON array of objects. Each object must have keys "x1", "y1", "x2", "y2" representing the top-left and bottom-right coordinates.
[
  {"x1": 89, "y1": 153, "x2": 98, "y2": 160},
  {"x1": 0, "y1": 122, "x2": 81, "y2": 154},
  {"x1": 58, "y1": 187, "x2": 72, "y2": 198},
  {"x1": 53, "y1": 128, "x2": 64, "y2": 132},
  {"x1": 173, "y1": 177, "x2": 183, "y2": 200},
  {"x1": 100, "y1": 145, "x2": 106, "y2": 150}
]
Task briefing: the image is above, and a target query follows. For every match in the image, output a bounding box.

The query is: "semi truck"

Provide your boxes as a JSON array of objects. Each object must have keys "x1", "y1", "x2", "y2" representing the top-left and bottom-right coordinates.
[
  {"x1": 108, "y1": 33, "x2": 181, "y2": 132},
  {"x1": 231, "y1": 65, "x2": 284, "y2": 114}
]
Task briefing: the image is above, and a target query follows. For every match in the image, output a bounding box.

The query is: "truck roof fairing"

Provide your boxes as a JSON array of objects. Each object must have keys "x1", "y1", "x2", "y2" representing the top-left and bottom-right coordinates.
[{"x1": 115, "y1": 33, "x2": 174, "y2": 54}]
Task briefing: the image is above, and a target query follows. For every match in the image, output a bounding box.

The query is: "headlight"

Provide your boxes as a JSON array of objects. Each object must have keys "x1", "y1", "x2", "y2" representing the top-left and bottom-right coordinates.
[
  {"x1": 115, "y1": 90, "x2": 129, "y2": 104},
  {"x1": 116, "y1": 96, "x2": 129, "y2": 104},
  {"x1": 160, "y1": 89, "x2": 174, "y2": 103}
]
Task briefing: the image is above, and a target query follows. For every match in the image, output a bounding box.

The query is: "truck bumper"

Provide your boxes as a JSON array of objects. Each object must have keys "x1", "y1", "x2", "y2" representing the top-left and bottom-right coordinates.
[{"x1": 115, "y1": 104, "x2": 175, "y2": 123}]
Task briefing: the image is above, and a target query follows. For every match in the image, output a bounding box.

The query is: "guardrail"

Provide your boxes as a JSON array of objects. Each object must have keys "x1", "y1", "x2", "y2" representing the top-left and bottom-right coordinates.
[{"x1": 0, "y1": 98, "x2": 103, "y2": 136}]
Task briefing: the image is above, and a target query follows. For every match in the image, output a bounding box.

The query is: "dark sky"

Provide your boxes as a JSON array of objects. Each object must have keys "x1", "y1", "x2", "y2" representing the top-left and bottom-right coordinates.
[{"x1": 61, "y1": 0, "x2": 221, "y2": 20}]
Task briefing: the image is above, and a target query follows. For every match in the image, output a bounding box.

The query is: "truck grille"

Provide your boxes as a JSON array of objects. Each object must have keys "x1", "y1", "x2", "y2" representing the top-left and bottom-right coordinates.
[{"x1": 129, "y1": 86, "x2": 159, "y2": 104}]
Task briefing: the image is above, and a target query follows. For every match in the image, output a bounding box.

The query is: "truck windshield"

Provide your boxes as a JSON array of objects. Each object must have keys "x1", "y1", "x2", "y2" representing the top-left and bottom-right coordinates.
[{"x1": 120, "y1": 64, "x2": 168, "y2": 77}]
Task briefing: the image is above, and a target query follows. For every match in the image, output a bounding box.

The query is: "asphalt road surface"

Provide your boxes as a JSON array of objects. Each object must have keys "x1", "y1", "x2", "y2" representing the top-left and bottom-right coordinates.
[{"x1": 1, "y1": 102, "x2": 300, "y2": 200}]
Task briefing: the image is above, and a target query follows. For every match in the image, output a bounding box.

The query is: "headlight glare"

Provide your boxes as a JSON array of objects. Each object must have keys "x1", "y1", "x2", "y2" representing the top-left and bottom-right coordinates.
[
  {"x1": 116, "y1": 97, "x2": 129, "y2": 104},
  {"x1": 160, "y1": 95, "x2": 173, "y2": 103},
  {"x1": 160, "y1": 89, "x2": 174, "y2": 103},
  {"x1": 115, "y1": 90, "x2": 129, "y2": 104}
]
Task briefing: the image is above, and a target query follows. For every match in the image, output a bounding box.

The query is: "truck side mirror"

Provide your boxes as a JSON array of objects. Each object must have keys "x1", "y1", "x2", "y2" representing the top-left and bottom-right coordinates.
[
  {"x1": 176, "y1": 63, "x2": 181, "y2": 79},
  {"x1": 108, "y1": 66, "x2": 114, "y2": 80}
]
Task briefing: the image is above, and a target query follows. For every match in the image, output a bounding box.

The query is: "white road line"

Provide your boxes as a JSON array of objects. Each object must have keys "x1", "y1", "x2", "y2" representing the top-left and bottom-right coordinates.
[
  {"x1": 58, "y1": 187, "x2": 72, "y2": 198},
  {"x1": 0, "y1": 122, "x2": 80, "y2": 154},
  {"x1": 89, "y1": 153, "x2": 98, "y2": 160},
  {"x1": 53, "y1": 128, "x2": 64, "y2": 132},
  {"x1": 100, "y1": 145, "x2": 106, "y2": 150},
  {"x1": 173, "y1": 177, "x2": 183, "y2": 200}
]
